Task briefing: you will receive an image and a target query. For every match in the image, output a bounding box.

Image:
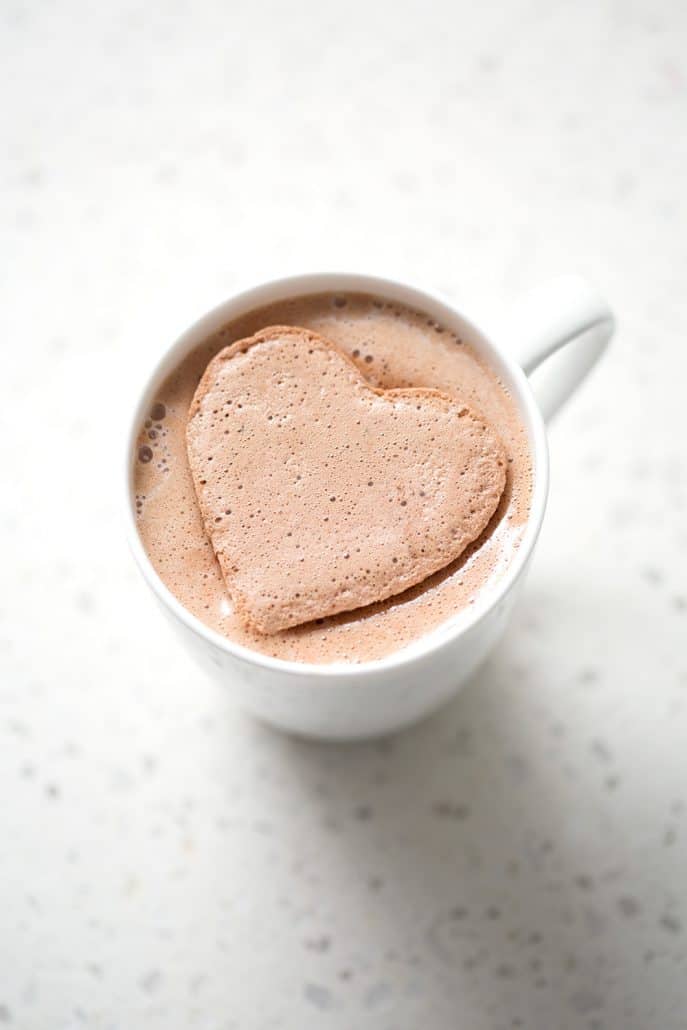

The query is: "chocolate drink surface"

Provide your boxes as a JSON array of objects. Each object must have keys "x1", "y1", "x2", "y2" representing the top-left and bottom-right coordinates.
[{"x1": 134, "y1": 292, "x2": 531, "y2": 664}]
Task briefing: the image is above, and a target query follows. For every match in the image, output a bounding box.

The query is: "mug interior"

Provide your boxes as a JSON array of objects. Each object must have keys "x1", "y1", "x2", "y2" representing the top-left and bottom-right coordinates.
[{"x1": 125, "y1": 273, "x2": 549, "y2": 677}]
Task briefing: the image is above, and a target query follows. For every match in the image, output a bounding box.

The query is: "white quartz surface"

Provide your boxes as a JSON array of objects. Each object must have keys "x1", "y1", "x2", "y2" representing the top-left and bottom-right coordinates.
[{"x1": 2, "y1": 1, "x2": 687, "y2": 1027}]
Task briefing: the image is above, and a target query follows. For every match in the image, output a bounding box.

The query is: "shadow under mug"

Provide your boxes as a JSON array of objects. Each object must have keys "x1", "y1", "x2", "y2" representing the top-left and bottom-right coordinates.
[{"x1": 125, "y1": 273, "x2": 614, "y2": 740}]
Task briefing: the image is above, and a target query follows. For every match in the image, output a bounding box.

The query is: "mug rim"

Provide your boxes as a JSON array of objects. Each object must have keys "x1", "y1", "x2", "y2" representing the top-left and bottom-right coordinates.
[{"x1": 124, "y1": 272, "x2": 549, "y2": 679}]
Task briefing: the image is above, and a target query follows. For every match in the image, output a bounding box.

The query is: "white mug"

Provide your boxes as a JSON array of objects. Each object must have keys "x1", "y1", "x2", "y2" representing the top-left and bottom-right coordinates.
[{"x1": 125, "y1": 273, "x2": 614, "y2": 740}]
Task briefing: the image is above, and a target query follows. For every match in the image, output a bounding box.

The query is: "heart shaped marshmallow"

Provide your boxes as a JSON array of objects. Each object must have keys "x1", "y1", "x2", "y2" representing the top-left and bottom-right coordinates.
[{"x1": 186, "y1": 326, "x2": 507, "y2": 634}]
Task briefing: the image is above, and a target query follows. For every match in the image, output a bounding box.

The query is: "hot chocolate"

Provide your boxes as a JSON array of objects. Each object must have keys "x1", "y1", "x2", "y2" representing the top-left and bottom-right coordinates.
[{"x1": 134, "y1": 292, "x2": 531, "y2": 664}]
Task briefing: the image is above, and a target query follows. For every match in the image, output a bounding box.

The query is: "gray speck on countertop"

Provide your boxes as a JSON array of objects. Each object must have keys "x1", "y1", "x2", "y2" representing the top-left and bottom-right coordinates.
[
  {"x1": 139, "y1": 970, "x2": 162, "y2": 994},
  {"x1": 659, "y1": 913, "x2": 682, "y2": 934},
  {"x1": 617, "y1": 896, "x2": 641, "y2": 918},
  {"x1": 590, "y1": 739, "x2": 613, "y2": 764},
  {"x1": 432, "y1": 800, "x2": 471, "y2": 820},
  {"x1": 363, "y1": 982, "x2": 391, "y2": 1008},
  {"x1": 569, "y1": 989, "x2": 603, "y2": 1014},
  {"x1": 303, "y1": 983, "x2": 333, "y2": 1010}
]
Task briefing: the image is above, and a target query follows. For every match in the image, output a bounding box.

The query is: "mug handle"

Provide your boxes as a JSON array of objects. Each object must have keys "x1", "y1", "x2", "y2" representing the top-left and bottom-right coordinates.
[{"x1": 499, "y1": 275, "x2": 615, "y2": 422}]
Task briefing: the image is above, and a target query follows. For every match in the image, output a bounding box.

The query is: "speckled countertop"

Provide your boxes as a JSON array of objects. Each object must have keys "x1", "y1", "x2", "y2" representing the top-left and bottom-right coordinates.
[{"x1": 2, "y1": 1, "x2": 687, "y2": 1027}]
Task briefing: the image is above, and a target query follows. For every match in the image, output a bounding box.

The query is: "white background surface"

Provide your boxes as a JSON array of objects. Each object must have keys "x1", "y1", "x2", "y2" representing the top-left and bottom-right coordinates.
[{"x1": 2, "y1": 1, "x2": 687, "y2": 1027}]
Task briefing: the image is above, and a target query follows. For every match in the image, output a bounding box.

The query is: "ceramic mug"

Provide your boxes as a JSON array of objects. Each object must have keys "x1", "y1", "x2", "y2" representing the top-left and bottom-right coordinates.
[{"x1": 125, "y1": 273, "x2": 614, "y2": 740}]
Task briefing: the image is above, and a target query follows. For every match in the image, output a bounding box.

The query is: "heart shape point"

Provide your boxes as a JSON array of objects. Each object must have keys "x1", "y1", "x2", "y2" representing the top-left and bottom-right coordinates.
[{"x1": 186, "y1": 326, "x2": 507, "y2": 634}]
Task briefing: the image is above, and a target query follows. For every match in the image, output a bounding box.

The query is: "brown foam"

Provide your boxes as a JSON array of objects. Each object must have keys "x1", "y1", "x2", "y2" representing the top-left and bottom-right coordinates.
[
  {"x1": 133, "y1": 292, "x2": 532, "y2": 664},
  {"x1": 186, "y1": 326, "x2": 507, "y2": 634}
]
